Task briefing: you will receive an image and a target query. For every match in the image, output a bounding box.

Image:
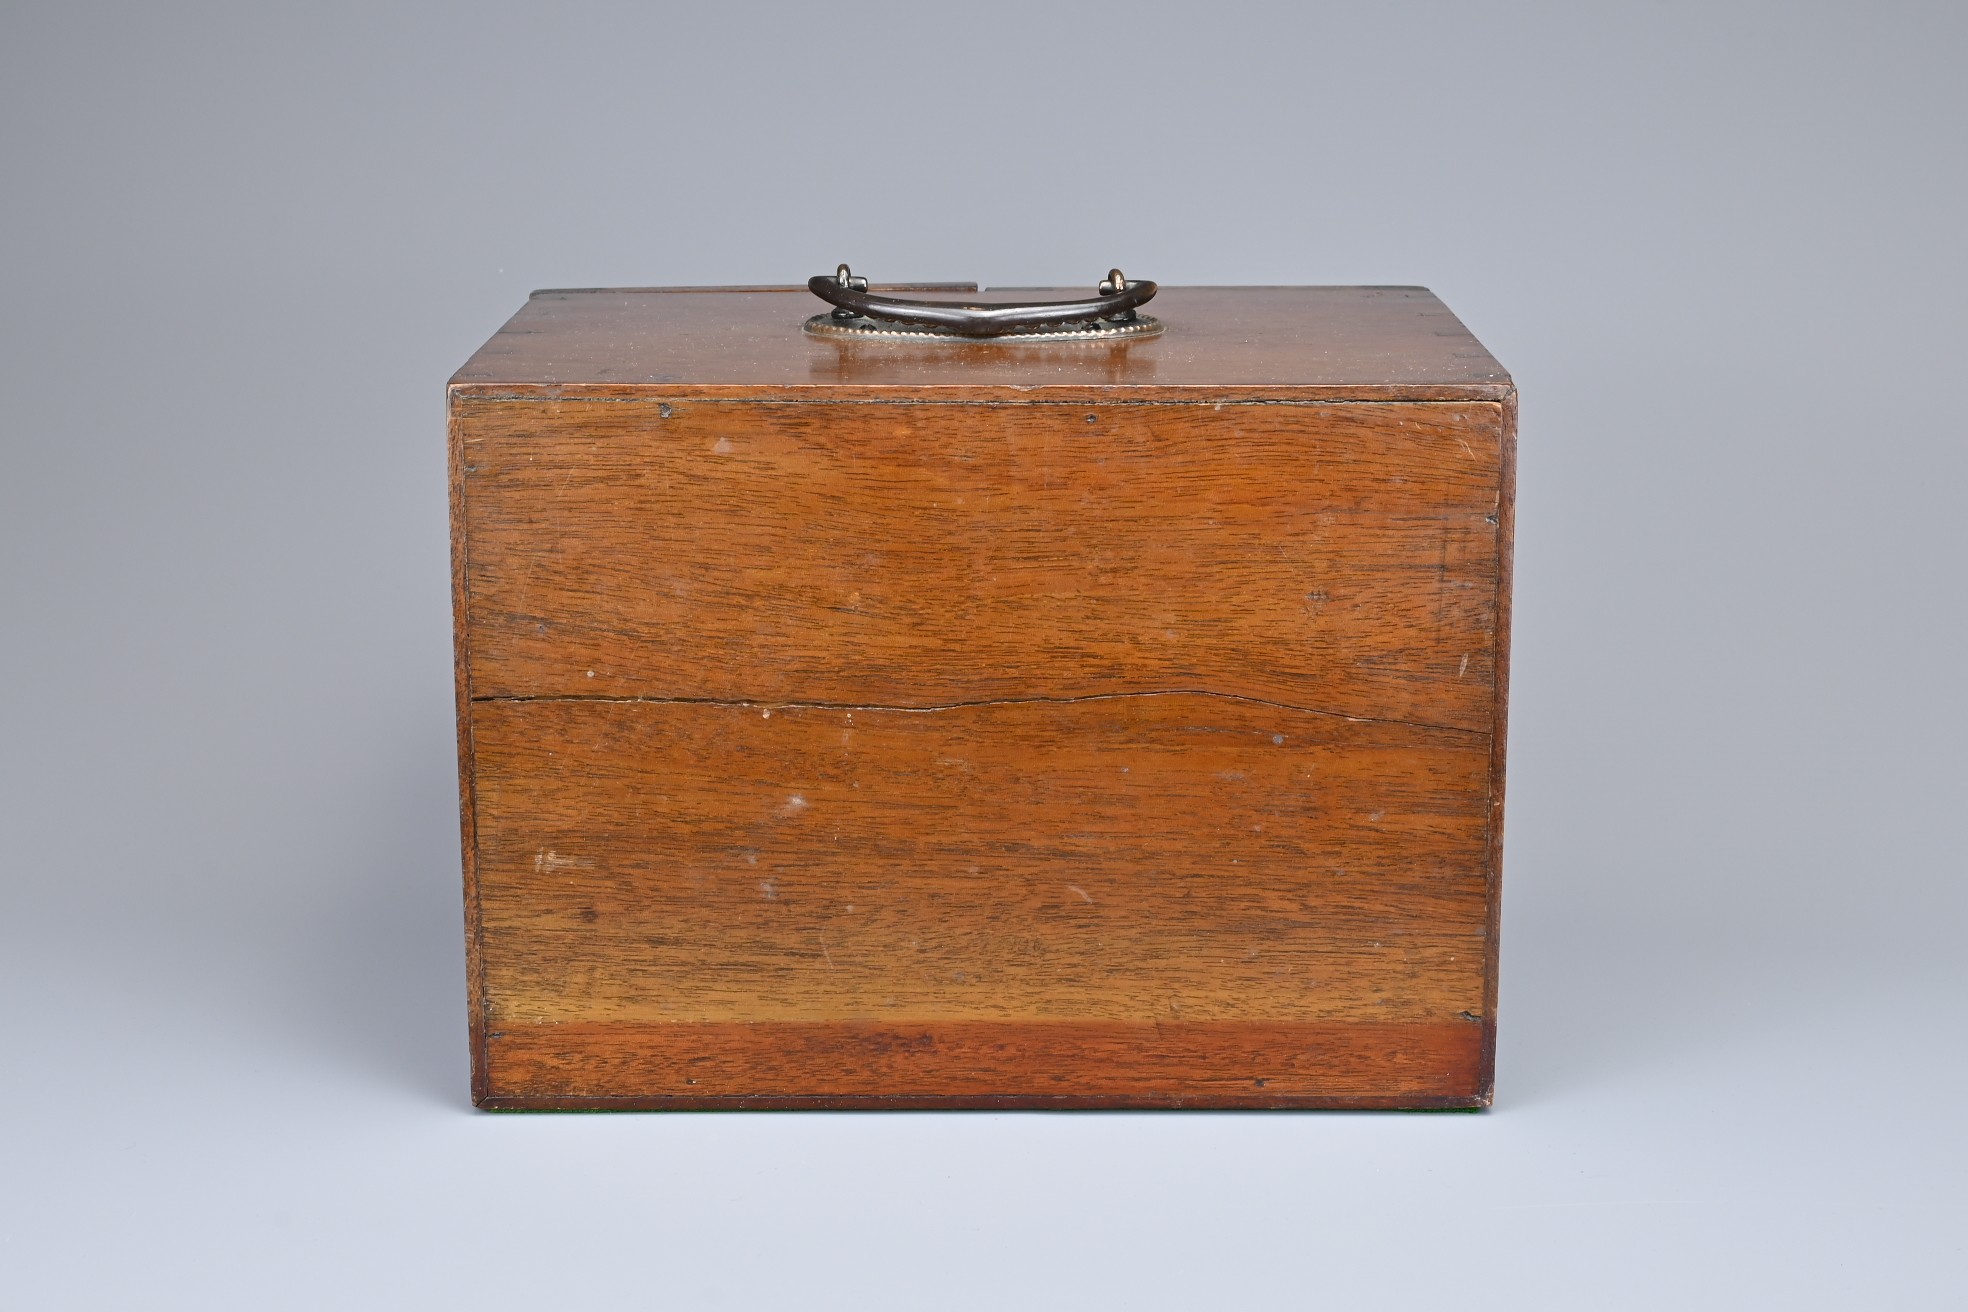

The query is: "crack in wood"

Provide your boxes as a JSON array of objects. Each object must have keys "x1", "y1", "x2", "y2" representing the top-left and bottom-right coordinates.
[{"x1": 470, "y1": 688, "x2": 1487, "y2": 737}]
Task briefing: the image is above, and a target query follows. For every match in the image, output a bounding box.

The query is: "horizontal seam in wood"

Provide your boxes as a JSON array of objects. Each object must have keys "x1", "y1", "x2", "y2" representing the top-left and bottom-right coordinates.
[
  {"x1": 446, "y1": 393, "x2": 1511, "y2": 407},
  {"x1": 469, "y1": 688, "x2": 1488, "y2": 738}
]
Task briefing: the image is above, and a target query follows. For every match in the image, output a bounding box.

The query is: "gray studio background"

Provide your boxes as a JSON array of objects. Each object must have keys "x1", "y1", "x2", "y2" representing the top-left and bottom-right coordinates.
[{"x1": 3, "y1": 3, "x2": 1962, "y2": 1307}]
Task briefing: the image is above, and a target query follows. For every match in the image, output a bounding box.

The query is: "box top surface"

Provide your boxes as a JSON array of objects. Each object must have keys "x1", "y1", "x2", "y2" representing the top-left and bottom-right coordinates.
[{"x1": 451, "y1": 285, "x2": 1510, "y2": 402}]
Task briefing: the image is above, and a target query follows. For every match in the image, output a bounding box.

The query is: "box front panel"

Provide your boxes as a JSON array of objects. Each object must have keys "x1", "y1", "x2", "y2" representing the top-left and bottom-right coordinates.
[{"x1": 454, "y1": 396, "x2": 1507, "y2": 1107}]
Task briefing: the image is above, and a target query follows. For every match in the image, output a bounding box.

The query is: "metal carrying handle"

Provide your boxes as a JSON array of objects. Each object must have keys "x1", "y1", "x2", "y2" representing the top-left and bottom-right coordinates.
[{"x1": 809, "y1": 265, "x2": 1157, "y2": 337}]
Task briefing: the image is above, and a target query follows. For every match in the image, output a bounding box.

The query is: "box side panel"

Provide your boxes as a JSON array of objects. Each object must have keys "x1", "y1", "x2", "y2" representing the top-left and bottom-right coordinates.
[
  {"x1": 447, "y1": 391, "x2": 490, "y2": 1103},
  {"x1": 1479, "y1": 389, "x2": 1518, "y2": 1103},
  {"x1": 470, "y1": 695, "x2": 1492, "y2": 1108},
  {"x1": 457, "y1": 399, "x2": 1506, "y2": 734}
]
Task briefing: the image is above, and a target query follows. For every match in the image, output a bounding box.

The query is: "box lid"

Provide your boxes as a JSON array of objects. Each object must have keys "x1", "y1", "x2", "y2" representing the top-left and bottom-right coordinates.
[{"x1": 451, "y1": 285, "x2": 1510, "y2": 403}]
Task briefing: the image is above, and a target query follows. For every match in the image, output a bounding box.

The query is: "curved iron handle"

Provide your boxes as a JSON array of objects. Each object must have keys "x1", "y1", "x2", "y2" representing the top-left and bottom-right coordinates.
[{"x1": 809, "y1": 265, "x2": 1157, "y2": 337}]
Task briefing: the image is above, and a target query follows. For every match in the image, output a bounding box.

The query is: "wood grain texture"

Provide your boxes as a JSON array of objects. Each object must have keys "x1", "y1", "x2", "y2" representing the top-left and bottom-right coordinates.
[
  {"x1": 449, "y1": 285, "x2": 1510, "y2": 402},
  {"x1": 481, "y1": 1020, "x2": 1489, "y2": 1109},
  {"x1": 447, "y1": 284, "x2": 1515, "y2": 1110},
  {"x1": 471, "y1": 696, "x2": 1488, "y2": 1025},
  {"x1": 1480, "y1": 389, "x2": 1519, "y2": 1097},
  {"x1": 447, "y1": 399, "x2": 490, "y2": 1104},
  {"x1": 458, "y1": 399, "x2": 1504, "y2": 731}
]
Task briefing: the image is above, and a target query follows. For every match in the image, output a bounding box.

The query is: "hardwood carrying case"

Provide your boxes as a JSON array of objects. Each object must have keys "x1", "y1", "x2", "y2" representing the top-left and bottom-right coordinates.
[{"x1": 447, "y1": 272, "x2": 1516, "y2": 1109}]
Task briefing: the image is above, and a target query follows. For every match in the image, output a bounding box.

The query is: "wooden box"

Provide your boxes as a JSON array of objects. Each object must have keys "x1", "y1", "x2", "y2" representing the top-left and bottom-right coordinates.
[{"x1": 447, "y1": 283, "x2": 1515, "y2": 1109}]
